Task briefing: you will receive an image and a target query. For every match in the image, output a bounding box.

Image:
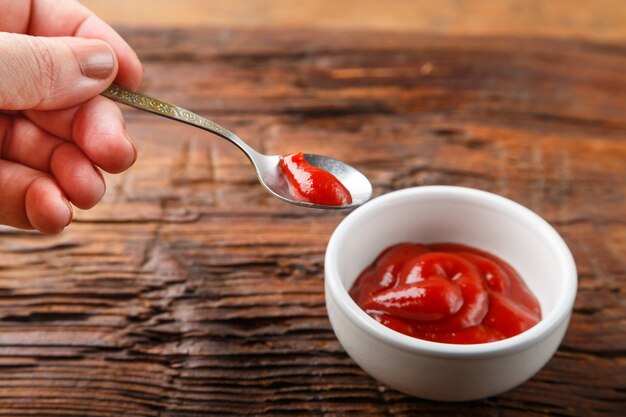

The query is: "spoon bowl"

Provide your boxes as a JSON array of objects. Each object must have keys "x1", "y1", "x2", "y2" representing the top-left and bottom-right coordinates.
[
  {"x1": 102, "y1": 85, "x2": 372, "y2": 209},
  {"x1": 253, "y1": 153, "x2": 372, "y2": 209}
]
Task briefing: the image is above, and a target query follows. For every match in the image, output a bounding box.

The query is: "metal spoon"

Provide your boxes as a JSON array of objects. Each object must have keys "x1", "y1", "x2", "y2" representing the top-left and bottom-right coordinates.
[{"x1": 102, "y1": 84, "x2": 372, "y2": 209}]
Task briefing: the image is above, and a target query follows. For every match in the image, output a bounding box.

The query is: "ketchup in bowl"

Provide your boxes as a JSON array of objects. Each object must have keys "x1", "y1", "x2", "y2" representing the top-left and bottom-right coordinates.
[
  {"x1": 349, "y1": 242, "x2": 541, "y2": 344},
  {"x1": 279, "y1": 152, "x2": 352, "y2": 206}
]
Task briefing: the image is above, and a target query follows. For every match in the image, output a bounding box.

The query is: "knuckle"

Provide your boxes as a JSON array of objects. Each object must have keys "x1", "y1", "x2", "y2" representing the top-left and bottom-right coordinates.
[
  {"x1": 23, "y1": 37, "x2": 59, "y2": 105},
  {"x1": 0, "y1": 34, "x2": 66, "y2": 109}
]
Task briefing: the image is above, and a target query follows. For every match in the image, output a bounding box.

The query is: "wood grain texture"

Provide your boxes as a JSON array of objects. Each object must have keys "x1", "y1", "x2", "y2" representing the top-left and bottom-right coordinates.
[
  {"x1": 0, "y1": 27, "x2": 625, "y2": 416},
  {"x1": 80, "y1": 0, "x2": 626, "y2": 42}
]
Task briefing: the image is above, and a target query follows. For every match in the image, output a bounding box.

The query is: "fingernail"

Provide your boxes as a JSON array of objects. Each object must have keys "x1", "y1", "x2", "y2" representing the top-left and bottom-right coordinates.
[
  {"x1": 124, "y1": 130, "x2": 138, "y2": 165},
  {"x1": 72, "y1": 42, "x2": 115, "y2": 79},
  {"x1": 63, "y1": 198, "x2": 74, "y2": 227},
  {"x1": 93, "y1": 168, "x2": 107, "y2": 199}
]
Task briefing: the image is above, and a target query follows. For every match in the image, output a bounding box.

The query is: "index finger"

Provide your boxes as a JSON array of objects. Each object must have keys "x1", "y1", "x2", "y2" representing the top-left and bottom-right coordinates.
[{"x1": 28, "y1": 0, "x2": 143, "y2": 89}]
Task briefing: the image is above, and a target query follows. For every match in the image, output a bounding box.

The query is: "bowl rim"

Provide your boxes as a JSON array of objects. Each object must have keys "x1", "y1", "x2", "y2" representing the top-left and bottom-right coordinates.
[{"x1": 325, "y1": 186, "x2": 578, "y2": 359}]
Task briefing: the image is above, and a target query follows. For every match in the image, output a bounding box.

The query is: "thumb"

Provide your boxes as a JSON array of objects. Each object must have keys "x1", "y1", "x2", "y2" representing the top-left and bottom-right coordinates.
[{"x1": 0, "y1": 33, "x2": 118, "y2": 111}]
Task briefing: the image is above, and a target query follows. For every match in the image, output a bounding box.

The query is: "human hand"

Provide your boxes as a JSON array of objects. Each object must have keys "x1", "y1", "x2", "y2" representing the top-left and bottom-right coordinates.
[{"x1": 0, "y1": 0, "x2": 143, "y2": 233}]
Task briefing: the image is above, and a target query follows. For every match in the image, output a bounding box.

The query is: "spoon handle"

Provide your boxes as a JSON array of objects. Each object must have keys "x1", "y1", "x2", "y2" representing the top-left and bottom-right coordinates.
[{"x1": 102, "y1": 84, "x2": 257, "y2": 157}]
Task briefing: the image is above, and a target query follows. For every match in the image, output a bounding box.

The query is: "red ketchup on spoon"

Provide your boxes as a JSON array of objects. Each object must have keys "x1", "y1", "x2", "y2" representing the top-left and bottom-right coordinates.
[
  {"x1": 279, "y1": 152, "x2": 352, "y2": 206},
  {"x1": 349, "y1": 242, "x2": 541, "y2": 344}
]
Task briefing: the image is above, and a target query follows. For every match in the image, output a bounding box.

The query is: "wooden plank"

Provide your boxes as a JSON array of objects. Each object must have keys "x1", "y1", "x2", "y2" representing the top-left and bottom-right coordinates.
[
  {"x1": 79, "y1": 0, "x2": 626, "y2": 42},
  {"x1": 0, "y1": 27, "x2": 624, "y2": 416}
]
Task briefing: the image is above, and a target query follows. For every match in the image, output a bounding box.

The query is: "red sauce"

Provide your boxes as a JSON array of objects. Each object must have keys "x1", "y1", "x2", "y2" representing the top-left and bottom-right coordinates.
[
  {"x1": 349, "y1": 242, "x2": 541, "y2": 344},
  {"x1": 279, "y1": 152, "x2": 352, "y2": 206}
]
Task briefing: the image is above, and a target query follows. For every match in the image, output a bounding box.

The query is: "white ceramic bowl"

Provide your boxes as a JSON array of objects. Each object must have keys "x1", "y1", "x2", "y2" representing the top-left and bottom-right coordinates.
[{"x1": 325, "y1": 186, "x2": 577, "y2": 401}]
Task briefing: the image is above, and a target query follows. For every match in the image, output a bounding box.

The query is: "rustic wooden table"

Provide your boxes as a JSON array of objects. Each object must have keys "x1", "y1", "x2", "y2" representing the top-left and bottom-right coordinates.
[{"x1": 1, "y1": 8, "x2": 625, "y2": 417}]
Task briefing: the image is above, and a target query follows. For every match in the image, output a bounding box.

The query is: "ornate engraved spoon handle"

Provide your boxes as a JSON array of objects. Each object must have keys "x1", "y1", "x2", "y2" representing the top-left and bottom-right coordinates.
[{"x1": 102, "y1": 84, "x2": 256, "y2": 156}]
